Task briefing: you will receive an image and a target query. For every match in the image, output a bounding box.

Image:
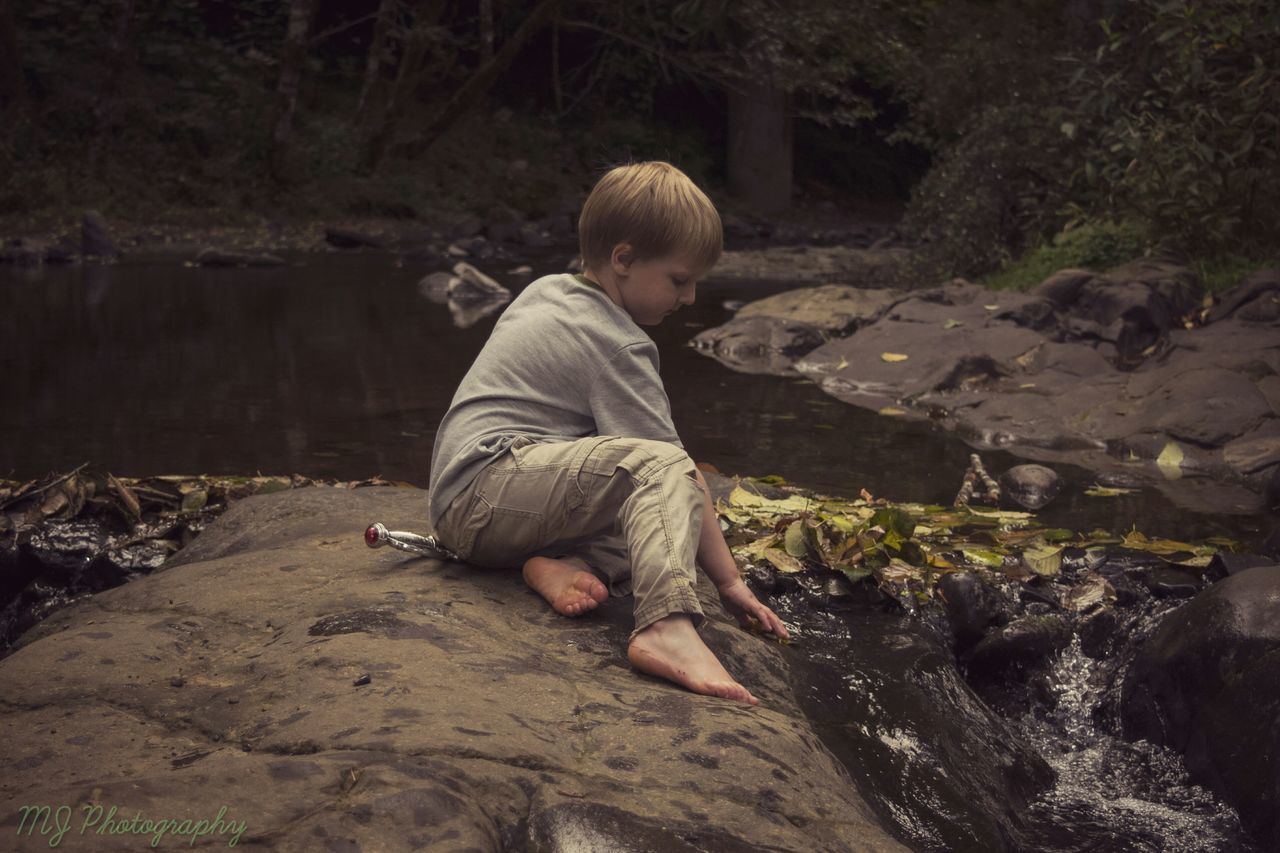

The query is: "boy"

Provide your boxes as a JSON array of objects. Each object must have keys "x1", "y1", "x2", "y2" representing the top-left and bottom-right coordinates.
[{"x1": 427, "y1": 161, "x2": 790, "y2": 706}]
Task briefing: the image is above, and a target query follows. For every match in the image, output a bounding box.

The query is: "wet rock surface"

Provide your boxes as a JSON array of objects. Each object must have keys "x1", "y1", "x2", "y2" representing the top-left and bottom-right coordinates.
[
  {"x1": 0, "y1": 486, "x2": 908, "y2": 852},
  {"x1": 776, "y1": 600, "x2": 1056, "y2": 853},
  {"x1": 1121, "y1": 565, "x2": 1280, "y2": 850},
  {"x1": 694, "y1": 262, "x2": 1280, "y2": 515}
]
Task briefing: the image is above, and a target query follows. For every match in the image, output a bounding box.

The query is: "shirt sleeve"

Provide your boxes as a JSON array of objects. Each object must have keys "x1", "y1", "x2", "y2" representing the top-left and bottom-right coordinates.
[{"x1": 587, "y1": 341, "x2": 685, "y2": 448}]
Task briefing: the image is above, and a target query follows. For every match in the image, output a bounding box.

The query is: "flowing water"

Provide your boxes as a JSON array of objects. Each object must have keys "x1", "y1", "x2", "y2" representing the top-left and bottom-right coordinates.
[
  {"x1": 1, "y1": 250, "x2": 1270, "y2": 851},
  {"x1": 1015, "y1": 634, "x2": 1252, "y2": 852}
]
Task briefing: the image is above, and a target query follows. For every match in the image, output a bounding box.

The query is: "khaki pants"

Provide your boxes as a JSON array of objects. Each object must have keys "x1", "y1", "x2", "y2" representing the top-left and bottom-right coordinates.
[{"x1": 433, "y1": 434, "x2": 707, "y2": 642}]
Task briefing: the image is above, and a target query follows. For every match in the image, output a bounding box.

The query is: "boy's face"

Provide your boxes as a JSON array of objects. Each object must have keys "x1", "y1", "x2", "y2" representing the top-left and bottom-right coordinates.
[{"x1": 614, "y1": 247, "x2": 700, "y2": 327}]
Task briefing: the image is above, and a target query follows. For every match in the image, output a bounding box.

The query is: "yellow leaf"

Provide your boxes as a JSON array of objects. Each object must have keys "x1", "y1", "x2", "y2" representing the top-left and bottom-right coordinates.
[
  {"x1": 762, "y1": 547, "x2": 805, "y2": 574},
  {"x1": 836, "y1": 356, "x2": 849, "y2": 370},
  {"x1": 881, "y1": 352, "x2": 909, "y2": 362},
  {"x1": 1156, "y1": 441, "x2": 1184, "y2": 480},
  {"x1": 879, "y1": 406, "x2": 907, "y2": 416},
  {"x1": 726, "y1": 485, "x2": 814, "y2": 514},
  {"x1": 1023, "y1": 545, "x2": 1063, "y2": 576},
  {"x1": 983, "y1": 304, "x2": 999, "y2": 310},
  {"x1": 1084, "y1": 483, "x2": 1138, "y2": 497}
]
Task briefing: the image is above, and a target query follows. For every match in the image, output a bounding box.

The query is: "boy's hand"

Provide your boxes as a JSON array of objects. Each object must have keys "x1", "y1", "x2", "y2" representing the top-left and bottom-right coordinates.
[{"x1": 716, "y1": 579, "x2": 791, "y2": 641}]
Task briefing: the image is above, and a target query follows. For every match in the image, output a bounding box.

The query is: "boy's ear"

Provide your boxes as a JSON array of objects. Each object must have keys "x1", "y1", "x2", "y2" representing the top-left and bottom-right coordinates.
[{"x1": 611, "y1": 243, "x2": 634, "y2": 274}]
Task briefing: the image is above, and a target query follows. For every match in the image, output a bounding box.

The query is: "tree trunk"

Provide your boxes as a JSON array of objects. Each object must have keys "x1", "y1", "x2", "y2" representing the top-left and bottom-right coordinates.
[
  {"x1": 86, "y1": 0, "x2": 139, "y2": 178},
  {"x1": 395, "y1": 0, "x2": 561, "y2": 162},
  {"x1": 359, "y1": 0, "x2": 447, "y2": 174},
  {"x1": 479, "y1": 0, "x2": 494, "y2": 64},
  {"x1": 354, "y1": 0, "x2": 397, "y2": 126},
  {"x1": 266, "y1": 0, "x2": 317, "y2": 184},
  {"x1": 0, "y1": 0, "x2": 25, "y2": 118},
  {"x1": 550, "y1": 9, "x2": 562, "y2": 114},
  {"x1": 726, "y1": 73, "x2": 793, "y2": 216}
]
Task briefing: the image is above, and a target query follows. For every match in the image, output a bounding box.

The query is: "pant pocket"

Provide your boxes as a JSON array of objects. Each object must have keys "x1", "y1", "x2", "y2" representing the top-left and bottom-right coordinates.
[{"x1": 465, "y1": 495, "x2": 547, "y2": 568}]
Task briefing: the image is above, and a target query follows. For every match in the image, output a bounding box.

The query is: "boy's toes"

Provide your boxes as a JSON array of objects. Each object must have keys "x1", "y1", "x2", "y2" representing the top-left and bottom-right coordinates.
[
  {"x1": 715, "y1": 680, "x2": 757, "y2": 705},
  {"x1": 572, "y1": 572, "x2": 607, "y2": 603},
  {"x1": 588, "y1": 578, "x2": 608, "y2": 602},
  {"x1": 553, "y1": 573, "x2": 608, "y2": 617}
]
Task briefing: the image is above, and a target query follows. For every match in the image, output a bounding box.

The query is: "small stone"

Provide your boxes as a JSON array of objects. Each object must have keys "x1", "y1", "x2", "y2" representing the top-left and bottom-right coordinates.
[
  {"x1": 353, "y1": 673, "x2": 371, "y2": 686},
  {"x1": 999, "y1": 464, "x2": 1061, "y2": 510},
  {"x1": 1145, "y1": 567, "x2": 1201, "y2": 598},
  {"x1": 170, "y1": 675, "x2": 185, "y2": 687}
]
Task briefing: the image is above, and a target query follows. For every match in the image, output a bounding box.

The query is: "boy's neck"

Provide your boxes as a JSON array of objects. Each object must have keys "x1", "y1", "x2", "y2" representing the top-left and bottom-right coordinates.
[{"x1": 580, "y1": 267, "x2": 624, "y2": 310}]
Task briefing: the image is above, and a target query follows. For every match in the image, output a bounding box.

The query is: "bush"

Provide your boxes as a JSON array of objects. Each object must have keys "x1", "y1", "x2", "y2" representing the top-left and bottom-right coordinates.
[
  {"x1": 1060, "y1": 0, "x2": 1280, "y2": 258},
  {"x1": 981, "y1": 219, "x2": 1151, "y2": 292},
  {"x1": 898, "y1": 101, "x2": 1078, "y2": 282}
]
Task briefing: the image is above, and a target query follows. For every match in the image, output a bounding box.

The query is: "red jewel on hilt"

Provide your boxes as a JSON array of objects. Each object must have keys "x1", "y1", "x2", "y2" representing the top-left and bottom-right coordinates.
[{"x1": 363, "y1": 522, "x2": 459, "y2": 561}]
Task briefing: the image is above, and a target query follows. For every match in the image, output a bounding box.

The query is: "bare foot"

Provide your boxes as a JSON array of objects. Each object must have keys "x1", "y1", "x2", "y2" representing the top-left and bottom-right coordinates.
[
  {"x1": 627, "y1": 613, "x2": 759, "y2": 705},
  {"x1": 522, "y1": 555, "x2": 609, "y2": 617}
]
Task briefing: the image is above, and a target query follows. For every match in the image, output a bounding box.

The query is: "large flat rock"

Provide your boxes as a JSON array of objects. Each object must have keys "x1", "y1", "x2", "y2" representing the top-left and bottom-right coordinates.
[
  {"x1": 695, "y1": 269, "x2": 1280, "y2": 514},
  {"x1": 0, "y1": 486, "x2": 908, "y2": 851}
]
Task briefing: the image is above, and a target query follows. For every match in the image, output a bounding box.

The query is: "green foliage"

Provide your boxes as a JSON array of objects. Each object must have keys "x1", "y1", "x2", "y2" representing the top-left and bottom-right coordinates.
[
  {"x1": 899, "y1": 101, "x2": 1078, "y2": 280},
  {"x1": 891, "y1": 0, "x2": 1279, "y2": 281},
  {"x1": 6, "y1": 0, "x2": 282, "y2": 217},
  {"x1": 982, "y1": 219, "x2": 1151, "y2": 292},
  {"x1": 1189, "y1": 253, "x2": 1278, "y2": 295},
  {"x1": 1061, "y1": 0, "x2": 1280, "y2": 258}
]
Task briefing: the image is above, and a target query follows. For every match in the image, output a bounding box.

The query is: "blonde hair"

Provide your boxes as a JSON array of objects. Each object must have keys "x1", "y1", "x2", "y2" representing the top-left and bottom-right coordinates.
[{"x1": 577, "y1": 160, "x2": 723, "y2": 279}]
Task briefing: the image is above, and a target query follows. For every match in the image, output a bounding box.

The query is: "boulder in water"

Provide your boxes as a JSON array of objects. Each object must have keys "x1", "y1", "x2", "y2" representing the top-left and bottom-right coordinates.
[{"x1": 1121, "y1": 565, "x2": 1280, "y2": 849}]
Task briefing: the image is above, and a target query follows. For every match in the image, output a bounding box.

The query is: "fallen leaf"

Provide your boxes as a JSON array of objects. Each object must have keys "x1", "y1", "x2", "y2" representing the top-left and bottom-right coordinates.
[
  {"x1": 878, "y1": 406, "x2": 907, "y2": 416},
  {"x1": 960, "y1": 547, "x2": 1004, "y2": 568},
  {"x1": 943, "y1": 319, "x2": 964, "y2": 329},
  {"x1": 1084, "y1": 483, "x2": 1138, "y2": 497},
  {"x1": 108, "y1": 473, "x2": 142, "y2": 521},
  {"x1": 762, "y1": 547, "x2": 805, "y2": 574},
  {"x1": 836, "y1": 356, "x2": 849, "y2": 370},
  {"x1": 1023, "y1": 545, "x2": 1063, "y2": 577},
  {"x1": 880, "y1": 352, "x2": 909, "y2": 362},
  {"x1": 1156, "y1": 441, "x2": 1184, "y2": 480},
  {"x1": 983, "y1": 304, "x2": 999, "y2": 310}
]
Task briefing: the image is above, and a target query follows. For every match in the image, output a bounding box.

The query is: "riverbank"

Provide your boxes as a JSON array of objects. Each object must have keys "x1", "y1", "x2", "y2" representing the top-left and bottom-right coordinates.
[{"x1": 0, "y1": 194, "x2": 907, "y2": 266}]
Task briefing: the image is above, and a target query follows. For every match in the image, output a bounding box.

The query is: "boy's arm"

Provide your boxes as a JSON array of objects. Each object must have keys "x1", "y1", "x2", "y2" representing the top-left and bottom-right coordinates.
[{"x1": 691, "y1": 467, "x2": 791, "y2": 640}]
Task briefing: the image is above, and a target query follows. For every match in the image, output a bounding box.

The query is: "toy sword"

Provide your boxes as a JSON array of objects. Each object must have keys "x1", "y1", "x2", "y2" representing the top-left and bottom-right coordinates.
[{"x1": 363, "y1": 522, "x2": 461, "y2": 561}]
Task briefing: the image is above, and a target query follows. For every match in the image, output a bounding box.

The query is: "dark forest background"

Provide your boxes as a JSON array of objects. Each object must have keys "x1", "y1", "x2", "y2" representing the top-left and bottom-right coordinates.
[{"x1": 1, "y1": 0, "x2": 1277, "y2": 287}]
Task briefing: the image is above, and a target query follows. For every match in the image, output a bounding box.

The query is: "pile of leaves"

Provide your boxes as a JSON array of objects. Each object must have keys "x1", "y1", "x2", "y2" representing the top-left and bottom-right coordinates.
[
  {"x1": 716, "y1": 479, "x2": 1233, "y2": 613},
  {"x1": 0, "y1": 463, "x2": 410, "y2": 560}
]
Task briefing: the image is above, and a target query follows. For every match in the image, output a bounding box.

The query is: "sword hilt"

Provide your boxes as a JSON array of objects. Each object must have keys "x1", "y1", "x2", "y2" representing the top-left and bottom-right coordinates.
[{"x1": 364, "y1": 522, "x2": 460, "y2": 561}]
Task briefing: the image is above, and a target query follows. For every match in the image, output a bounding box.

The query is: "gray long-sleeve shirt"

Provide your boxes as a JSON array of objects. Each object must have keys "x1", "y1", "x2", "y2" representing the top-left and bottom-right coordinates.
[{"x1": 427, "y1": 271, "x2": 684, "y2": 531}]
